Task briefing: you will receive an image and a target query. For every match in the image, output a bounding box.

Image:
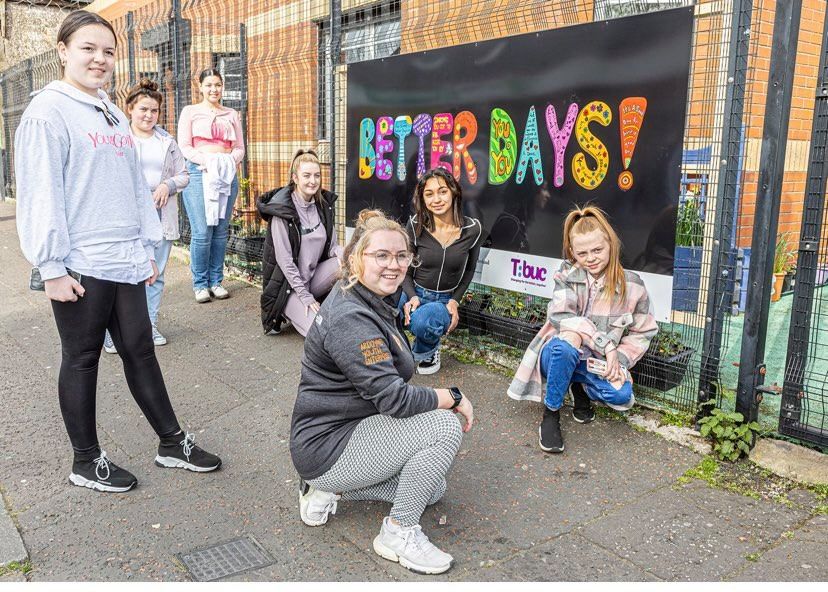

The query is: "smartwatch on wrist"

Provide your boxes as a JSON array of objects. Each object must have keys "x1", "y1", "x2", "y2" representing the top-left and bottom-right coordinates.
[{"x1": 449, "y1": 386, "x2": 463, "y2": 409}]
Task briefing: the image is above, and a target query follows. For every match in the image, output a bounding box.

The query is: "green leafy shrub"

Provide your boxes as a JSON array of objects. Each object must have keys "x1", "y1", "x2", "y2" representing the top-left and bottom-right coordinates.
[
  {"x1": 773, "y1": 232, "x2": 796, "y2": 274},
  {"x1": 698, "y1": 408, "x2": 761, "y2": 462},
  {"x1": 649, "y1": 328, "x2": 689, "y2": 357},
  {"x1": 675, "y1": 198, "x2": 704, "y2": 247}
]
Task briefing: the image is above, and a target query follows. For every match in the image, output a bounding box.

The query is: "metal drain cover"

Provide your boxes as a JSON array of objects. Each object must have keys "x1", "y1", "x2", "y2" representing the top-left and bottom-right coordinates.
[{"x1": 178, "y1": 536, "x2": 273, "y2": 581}]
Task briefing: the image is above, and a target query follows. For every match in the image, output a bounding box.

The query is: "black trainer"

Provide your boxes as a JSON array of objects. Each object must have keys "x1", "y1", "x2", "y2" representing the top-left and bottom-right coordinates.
[
  {"x1": 417, "y1": 349, "x2": 441, "y2": 375},
  {"x1": 155, "y1": 432, "x2": 222, "y2": 472},
  {"x1": 69, "y1": 450, "x2": 137, "y2": 493},
  {"x1": 571, "y1": 383, "x2": 596, "y2": 424},
  {"x1": 539, "y1": 408, "x2": 564, "y2": 453}
]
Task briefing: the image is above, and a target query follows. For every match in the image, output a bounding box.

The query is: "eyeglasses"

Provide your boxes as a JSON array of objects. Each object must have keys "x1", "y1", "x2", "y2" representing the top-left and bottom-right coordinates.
[
  {"x1": 363, "y1": 251, "x2": 420, "y2": 268},
  {"x1": 94, "y1": 104, "x2": 120, "y2": 127}
]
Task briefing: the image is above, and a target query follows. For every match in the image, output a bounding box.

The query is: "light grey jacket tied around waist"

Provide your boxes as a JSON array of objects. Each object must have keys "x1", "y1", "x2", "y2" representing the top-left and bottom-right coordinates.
[{"x1": 150, "y1": 126, "x2": 189, "y2": 241}]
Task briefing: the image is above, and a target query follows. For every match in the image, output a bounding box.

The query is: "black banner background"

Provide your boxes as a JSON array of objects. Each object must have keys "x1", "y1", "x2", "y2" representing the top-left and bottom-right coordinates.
[{"x1": 346, "y1": 8, "x2": 694, "y2": 275}]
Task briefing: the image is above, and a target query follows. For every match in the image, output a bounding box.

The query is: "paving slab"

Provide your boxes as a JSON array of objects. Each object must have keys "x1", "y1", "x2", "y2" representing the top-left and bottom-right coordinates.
[
  {"x1": 578, "y1": 481, "x2": 809, "y2": 581},
  {"x1": 0, "y1": 501, "x2": 28, "y2": 569},
  {"x1": 492, "y1": 532, "x2": 661, "y2": 581},
  {"x1": 733, "y1": 515, "x2": 828, "y2": 581}
]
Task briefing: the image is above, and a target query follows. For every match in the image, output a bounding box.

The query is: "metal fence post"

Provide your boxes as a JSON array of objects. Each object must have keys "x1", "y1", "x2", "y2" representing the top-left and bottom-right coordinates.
[
  {"x1": 698, "y1": 0, "x2": 754, "y2": 417},
  {"x1": 778, "y1": 4, "x2": 828, "y2": 446},
  {"x1": 239, "y1": 22, "x2": 249, "y2": 181},
  {"x1": 329, "y1": 0, "x2": 342, "y2": 191},
  {"x1": 1, "y1": 74, "x2": 9, "y2": 200},
  {"x1": 127, "y1": 11, "x2": 136, "y2": 87},
  {"x1": 736, "y1": 0, "x2": 803, "y2": 424},
  {"x1": 170, "y1": 0, "x2": 185, "y2": 122}
]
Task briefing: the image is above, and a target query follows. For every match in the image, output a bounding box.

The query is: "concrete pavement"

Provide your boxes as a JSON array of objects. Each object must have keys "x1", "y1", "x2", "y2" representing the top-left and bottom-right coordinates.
[{"x1": 0, "y1": 200, "x2": 825, "y2": 582}]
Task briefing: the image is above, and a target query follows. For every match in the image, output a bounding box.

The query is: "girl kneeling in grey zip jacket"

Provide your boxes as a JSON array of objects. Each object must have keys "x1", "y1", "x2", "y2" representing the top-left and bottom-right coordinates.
[{"x1": 290, "y1": 209, "x2": 474, "y2": 575}]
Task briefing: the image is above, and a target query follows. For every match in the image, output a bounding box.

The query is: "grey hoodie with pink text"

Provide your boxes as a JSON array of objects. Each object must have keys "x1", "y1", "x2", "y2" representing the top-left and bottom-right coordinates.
[{"x1": 15, "y1": 81, "x2": 161, "y2": 282}]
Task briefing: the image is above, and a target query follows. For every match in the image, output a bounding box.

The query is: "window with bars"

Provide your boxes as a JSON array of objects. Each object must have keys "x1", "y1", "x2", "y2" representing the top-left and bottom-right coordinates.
[
  {"x1": 213, "y1": 53, "x2": 243, "y2": 111},
  {"x1": 594, "y1": 0, "x2": 687, "y2": 20},
  {"x1": 317, "y1": 0, "x2": 401, "y2": 140}
]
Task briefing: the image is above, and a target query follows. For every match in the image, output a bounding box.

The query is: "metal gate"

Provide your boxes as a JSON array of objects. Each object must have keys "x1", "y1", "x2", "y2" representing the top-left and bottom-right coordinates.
[{"x1": 779, "y1": 4, "x2": 828, "y2": 446}]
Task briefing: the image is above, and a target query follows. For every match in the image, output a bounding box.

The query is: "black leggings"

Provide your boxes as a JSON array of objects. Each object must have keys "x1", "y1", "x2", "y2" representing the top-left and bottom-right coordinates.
[{"x1": 51, "y1": 276, "x2": 181, "y2": 459}]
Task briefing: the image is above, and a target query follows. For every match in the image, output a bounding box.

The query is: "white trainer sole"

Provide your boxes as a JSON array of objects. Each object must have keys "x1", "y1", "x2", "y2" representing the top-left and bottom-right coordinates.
[
  {"x1": 154, "y1": 455, "x2": 220, "y2": 472},
  {"x1": 372, "y1": 535, "x2": 452, "y2": 575},
  {"x1": 416, "y1": 362, "x2": 441, "y2": 375},
  {"x1": 299, "y1": 491, "x2": 329, "y2": 527},
  {"x1": 69, "y1": 472, "x2": 135, "y2": 493}
]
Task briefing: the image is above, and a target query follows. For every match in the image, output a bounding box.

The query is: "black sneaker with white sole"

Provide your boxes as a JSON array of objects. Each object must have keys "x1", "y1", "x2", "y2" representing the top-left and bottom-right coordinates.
[
  {"x1": 155, "y1": 432, "x2": 222, "y2": 472},
  {"x1": 417, "y1": 350, "x2": 441, "y2": 375},
  {"x1": 571, "y1": 382, "x2": 596, "y2": 424},
  {"x1": 69, "y1": 450, "x2": 137, "y2": 493},
  {"x1": 539, "y1": 407, "x2": 564, "y2": 453}
]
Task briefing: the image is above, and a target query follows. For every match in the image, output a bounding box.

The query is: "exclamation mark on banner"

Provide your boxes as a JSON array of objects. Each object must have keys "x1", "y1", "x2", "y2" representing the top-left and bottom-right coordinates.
[{"x1": 617, "y1": 97, "x2": 647, "y2": 191}]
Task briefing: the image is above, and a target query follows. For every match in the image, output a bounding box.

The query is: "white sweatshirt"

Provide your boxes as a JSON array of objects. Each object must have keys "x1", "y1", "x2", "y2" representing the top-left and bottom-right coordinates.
[{"x1": 15, "y1": 81, "x2": 161, "y2": 282}]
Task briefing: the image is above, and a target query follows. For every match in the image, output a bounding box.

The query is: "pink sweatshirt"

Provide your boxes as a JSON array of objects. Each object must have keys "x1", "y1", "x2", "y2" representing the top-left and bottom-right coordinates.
[{"x1": 177, "y1": 104, "x2": 245, "y2": 165}]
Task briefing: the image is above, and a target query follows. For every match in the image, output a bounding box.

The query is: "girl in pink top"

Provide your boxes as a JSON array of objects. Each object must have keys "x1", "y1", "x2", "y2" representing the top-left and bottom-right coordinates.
[{"x1": 177, "y1": 68, "x2": 245, "y2": 303}]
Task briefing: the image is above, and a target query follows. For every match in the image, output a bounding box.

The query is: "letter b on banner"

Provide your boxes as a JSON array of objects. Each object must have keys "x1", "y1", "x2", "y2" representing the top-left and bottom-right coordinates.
[{"x1": 359, "y1": 118, "x2": 376, "y2": 179}]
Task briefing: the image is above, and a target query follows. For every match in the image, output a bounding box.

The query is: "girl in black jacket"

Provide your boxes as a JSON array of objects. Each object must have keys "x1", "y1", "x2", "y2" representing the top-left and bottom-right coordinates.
[
  {"x1": 257, "y1": 150, "x2": 342, "y2": 336},
  {"x1": 402, "y1": 168, "x2": 484, "y2": 374}
]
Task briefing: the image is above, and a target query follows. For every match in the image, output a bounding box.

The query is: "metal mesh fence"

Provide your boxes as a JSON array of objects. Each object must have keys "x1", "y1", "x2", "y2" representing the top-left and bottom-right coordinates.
[{"x1": 1, "y1": 0, "x2": 826, "y2": 447}]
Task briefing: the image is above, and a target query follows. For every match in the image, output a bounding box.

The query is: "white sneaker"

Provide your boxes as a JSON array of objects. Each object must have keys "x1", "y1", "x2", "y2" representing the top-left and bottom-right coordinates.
[
  {"x1": 417, "y1": 349, "x2": 441, "y2": 375},
  {"x1": 103, "y1": 331, "x2": 117, "y2": 354},
  {"x1": 194, "y1": 289, "x2": 211, "y2": 303},
  {"x1": 210, "y1": 284, "x2": 230, "y2": 299},
  {"x1": 299, "y1": 480, "x2": 340, "y2": 526},
  {"x1": 151, "y1": 325, "x2": 167, "y2": 346},
  {"x1": 372, "y1": 516, "x2": 454, "y2": 575}
]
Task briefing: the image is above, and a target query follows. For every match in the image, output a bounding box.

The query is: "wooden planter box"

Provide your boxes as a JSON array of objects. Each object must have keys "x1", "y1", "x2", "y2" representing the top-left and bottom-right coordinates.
[{"x1": 630, "y1": 345, "x2": 695, "y2": 392}]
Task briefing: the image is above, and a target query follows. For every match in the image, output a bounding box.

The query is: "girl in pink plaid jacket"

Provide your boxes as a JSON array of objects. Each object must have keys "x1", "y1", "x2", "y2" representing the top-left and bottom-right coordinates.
[{"x1": 508, "y1": 205, "x2": 657, "y2": 453}]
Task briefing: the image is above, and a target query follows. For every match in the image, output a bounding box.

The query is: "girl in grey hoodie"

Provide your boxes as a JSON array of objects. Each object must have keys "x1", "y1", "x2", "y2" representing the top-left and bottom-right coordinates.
[{"x1": 15, "y1": 11, "x2": 221, "y2": 493}]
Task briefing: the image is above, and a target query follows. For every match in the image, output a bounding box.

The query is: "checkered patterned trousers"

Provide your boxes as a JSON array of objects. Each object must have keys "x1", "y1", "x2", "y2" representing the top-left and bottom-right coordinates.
[{"x1": 308, "y1": 409, "x2": 463, "y2": 527}]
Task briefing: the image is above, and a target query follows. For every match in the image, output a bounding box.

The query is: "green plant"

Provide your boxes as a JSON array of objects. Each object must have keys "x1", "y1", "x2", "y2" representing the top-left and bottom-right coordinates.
[
  {"x1": 675, "y1": 198, "x2": 704, "y2": 247},
  {"x1": 238, "y1": 176, "x2": 253, "y2": 208},
  {"x1": 698, "y1": 408, "x2": 761, "y2": 462},
  {"x1": 773, "y1": 232, "x2": 796, "y2": 274},
  {"x1": 649, "y1": 328, "x2": 689, "y2": 357},
  {"x1": 0, "y1": 560, "x2": 33, "y2": 577},
  {"x1": 485, "y1": 288, "x2": 547, "y2": 322}
]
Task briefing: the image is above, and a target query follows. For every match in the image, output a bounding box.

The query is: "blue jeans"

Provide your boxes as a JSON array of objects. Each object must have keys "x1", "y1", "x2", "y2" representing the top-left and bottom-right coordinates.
[
  {"x1": 400, "y1": 286, "x2": 452, "y2": 362},
  {"x1": 181, "y1": 162, "x2": 238, "y2": 290},
  {"x1": 146, "y1": 238, "x2": 173, "y2": 325},
  {"x1": 539, "y1": 337, "x2": 633, "y2": 411}
]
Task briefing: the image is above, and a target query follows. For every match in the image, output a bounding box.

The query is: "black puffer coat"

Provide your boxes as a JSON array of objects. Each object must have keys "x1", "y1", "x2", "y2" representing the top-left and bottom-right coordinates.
[{"x1": 257, "y1": 186, "x2": 337, "y2": 333}]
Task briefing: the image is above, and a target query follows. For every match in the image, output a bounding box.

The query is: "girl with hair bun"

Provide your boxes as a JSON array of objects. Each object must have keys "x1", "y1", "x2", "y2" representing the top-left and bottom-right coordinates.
[
  {"x1": 508, "y1": 205, "x2": 658, "y2": 453},
  {"x1": 103, "y1": 78, "x2": 189, "y2": 352},
  {"x1": 290, "y1": 209, "x2": 474, "y2": 575}
]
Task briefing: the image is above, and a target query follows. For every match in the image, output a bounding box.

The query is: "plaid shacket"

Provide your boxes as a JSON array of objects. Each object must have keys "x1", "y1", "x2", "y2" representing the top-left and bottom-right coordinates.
[{"x1": 507, "y1": 261, "x2": 658, "y2": 402}]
